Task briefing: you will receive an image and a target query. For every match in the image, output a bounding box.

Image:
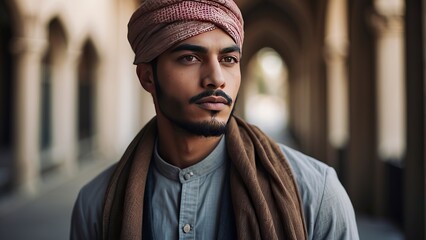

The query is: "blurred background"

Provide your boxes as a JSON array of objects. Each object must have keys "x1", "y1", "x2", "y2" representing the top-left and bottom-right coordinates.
[{"x1": 0, "y1": 0, "x2": 424, "y2": 239}]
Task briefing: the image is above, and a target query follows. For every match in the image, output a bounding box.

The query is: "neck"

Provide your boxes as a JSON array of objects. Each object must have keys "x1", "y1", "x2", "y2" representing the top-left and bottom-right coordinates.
[{"x1": 156, "y1": 118, "x2": 223, "y2": 169}]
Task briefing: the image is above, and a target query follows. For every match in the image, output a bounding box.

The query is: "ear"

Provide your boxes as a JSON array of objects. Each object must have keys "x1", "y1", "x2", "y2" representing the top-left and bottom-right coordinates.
[{"x1": 136, "y1": 63, "x2": 155, "y2": 93}]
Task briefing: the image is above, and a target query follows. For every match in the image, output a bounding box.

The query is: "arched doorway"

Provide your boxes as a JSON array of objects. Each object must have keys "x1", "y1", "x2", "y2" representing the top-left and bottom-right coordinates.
[
  {"x1": 0, "y1": 1, "x2": 15, "y2": 194},
  {"x1": 78, "y1": 39, "x2": 99, "y2": 160},
  {"x1": 40, "y1": 18, "x2": 68, "y2": 172},
  {"x1": 240, "y1": 0, "x2": 324, "y2": 157},
  {"x1": 243, "y1": 48, "x2": 294, "y2": 146}
]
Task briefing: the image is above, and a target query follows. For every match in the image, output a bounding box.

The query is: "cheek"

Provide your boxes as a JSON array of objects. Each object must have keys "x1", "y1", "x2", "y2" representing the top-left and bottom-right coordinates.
[
  {"x1": 158, "y1": 65, "x2": 200, "y2": 93},
  {"x1": 227, "y1": 72, "x2": 241, "y2": 99},
  {"x1": 155, "y1": 78, "x2": 195, "y2": 111}
]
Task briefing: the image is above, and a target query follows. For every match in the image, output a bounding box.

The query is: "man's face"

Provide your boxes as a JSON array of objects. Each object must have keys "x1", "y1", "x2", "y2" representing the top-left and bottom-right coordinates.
[{"x1": 149, "y1": 28, "x2": 241, "y2": 137}]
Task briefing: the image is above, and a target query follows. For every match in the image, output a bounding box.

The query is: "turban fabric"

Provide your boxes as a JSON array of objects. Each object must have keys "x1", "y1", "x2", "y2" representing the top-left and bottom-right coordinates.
[{"x1": 128, "y1": 0, "x2": 244, "y2": 64}]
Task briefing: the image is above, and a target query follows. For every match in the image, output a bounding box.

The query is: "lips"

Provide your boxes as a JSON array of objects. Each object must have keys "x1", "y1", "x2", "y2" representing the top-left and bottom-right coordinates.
[
  {"x1": 195, "y1": 96, "x2": 230, "y2": 111},
  {"x1": 196, "y1": 96, "x2": 229, "y2": 104}
]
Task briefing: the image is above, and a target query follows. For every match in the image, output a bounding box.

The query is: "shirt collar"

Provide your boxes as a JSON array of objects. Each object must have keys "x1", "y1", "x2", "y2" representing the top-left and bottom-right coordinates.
[{"x1": 153, "y1": 136, "x2": 227, "y2": 183}]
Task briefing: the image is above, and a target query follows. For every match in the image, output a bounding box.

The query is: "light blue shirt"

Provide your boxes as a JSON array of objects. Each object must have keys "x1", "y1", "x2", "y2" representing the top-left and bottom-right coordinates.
[
  {"x1": 145, "y1": 137, "x2": 230, "y2": 239},
  {"x1": 70, "y1": 139, "x2": 359, "y2": 240}
]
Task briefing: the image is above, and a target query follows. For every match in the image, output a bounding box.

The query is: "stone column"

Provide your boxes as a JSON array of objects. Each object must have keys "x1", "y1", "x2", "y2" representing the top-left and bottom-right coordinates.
[
  {"x1": 12, "y1": 16, "x2": 47, "y2": 194},
  {"x1": 372, "y1": 0, "x2": 406, "y2": 162},
  {"x1": 55, "y1": 46, "x2": 80, "y2": 175},
  {"x1": 371, "y1": 0, "x2": 405, "y2": 218},
  {"x1": 404, "y1": 0, "x2": 425, "y2": 238},
  {"x1": 324, "y1": 0, "x2": 349, "y2": 151}
]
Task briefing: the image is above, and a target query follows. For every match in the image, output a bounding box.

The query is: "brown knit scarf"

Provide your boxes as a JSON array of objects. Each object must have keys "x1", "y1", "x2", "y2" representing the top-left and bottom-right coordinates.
[{"x1": 102, "y1": 116, "x2": 307, "y2": 240}]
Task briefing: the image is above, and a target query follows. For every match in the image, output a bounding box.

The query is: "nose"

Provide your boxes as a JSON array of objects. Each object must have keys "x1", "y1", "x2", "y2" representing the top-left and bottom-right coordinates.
[{"x1": 201, "y1": 60, "x2": 226, "y2": 89}]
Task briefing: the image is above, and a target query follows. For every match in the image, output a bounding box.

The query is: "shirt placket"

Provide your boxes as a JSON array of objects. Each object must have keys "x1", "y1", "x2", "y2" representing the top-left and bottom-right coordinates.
[{"x1": 178, "y1": 171, "x2": 199, "y2": 240}]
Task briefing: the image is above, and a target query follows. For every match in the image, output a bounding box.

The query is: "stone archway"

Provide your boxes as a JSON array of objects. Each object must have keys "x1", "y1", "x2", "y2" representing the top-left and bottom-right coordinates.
[
  {"x1": 240, "y1": 0, "x2": 324, "y2": 157},
  {"x1": 40, "y1": 18, "x2": 68, "y2": 171},
  {"x1": 77, "y1": 39, "x2": 99, "y2": 159},
  {"x1": 243, "y1": 47, "x2": 293, "y2": 146}
]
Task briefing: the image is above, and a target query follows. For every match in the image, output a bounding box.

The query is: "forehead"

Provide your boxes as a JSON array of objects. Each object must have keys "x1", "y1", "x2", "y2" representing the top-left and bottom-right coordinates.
[{"x1": 168, "y1": 28, "x2": 238, "y2": 52}]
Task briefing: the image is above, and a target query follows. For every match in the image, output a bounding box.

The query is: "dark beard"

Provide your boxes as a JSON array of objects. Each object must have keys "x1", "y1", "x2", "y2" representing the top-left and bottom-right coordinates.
[
  {"x1": 151, "y1": 60, "x2": 229, "y2": 137},
  {"x1": 170, "y1": 117, "x2": 227, "y2": 137}
]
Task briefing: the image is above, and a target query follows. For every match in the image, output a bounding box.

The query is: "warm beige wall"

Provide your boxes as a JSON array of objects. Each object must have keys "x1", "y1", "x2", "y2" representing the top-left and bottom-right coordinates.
[{"x1": 10, "y1": 0, "x2": 154, "y2": 193}]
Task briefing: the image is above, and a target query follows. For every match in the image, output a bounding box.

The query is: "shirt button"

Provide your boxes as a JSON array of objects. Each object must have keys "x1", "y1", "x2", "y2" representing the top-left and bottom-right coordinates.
[
  {"x1": 184, "y1": 172, "x2": 194, "y2": 180},
  {"x1": 183, "y1": 224, "x2": 191, "y2": 233}
]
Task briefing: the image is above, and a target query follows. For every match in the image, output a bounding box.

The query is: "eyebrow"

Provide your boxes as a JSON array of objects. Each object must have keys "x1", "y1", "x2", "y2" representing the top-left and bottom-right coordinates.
[
  {"x1": 220, "y1": 45, "x2": 241, "y2": 54},
  {"x1": 170, "y1": 43, "x2": 241, "y2": 55},
  {"x1": 171, "y1": 44, "x2": 208, "y2": 54}
]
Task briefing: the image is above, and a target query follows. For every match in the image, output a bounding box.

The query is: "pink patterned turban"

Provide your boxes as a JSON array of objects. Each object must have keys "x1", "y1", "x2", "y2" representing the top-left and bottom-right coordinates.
[{"x1": 128, "y1": 0, "x2": 244, "y2": 64}]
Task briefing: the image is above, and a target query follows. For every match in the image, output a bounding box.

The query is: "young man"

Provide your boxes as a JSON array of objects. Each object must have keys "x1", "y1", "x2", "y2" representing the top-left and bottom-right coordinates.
[{"x1": 70, "y1": 0, "x2": 359, "y2": 239}]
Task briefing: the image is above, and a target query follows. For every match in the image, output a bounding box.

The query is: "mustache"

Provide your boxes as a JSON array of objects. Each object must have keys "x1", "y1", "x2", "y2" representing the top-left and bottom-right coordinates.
[{"x1": 189, "y1": 90, "x2": 233, "y2": 106}]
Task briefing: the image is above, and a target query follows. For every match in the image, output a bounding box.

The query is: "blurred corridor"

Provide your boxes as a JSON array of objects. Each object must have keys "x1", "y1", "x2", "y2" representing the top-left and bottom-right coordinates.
[
  {"x1": 0, "y1": 0, "x2": 425, "y2": 239},
  {"x1": 0, "y1": 158, "x2": 112, "y2": 239}
]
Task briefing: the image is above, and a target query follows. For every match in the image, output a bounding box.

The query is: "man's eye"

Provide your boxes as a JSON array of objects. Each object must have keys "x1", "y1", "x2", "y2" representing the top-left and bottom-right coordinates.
[
  {"x1": 222, "y1": 56, "x2": 239, "y2": 64},
  {"x1": 179, "y1": 55, "x2": 199, "y2": 63}
]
